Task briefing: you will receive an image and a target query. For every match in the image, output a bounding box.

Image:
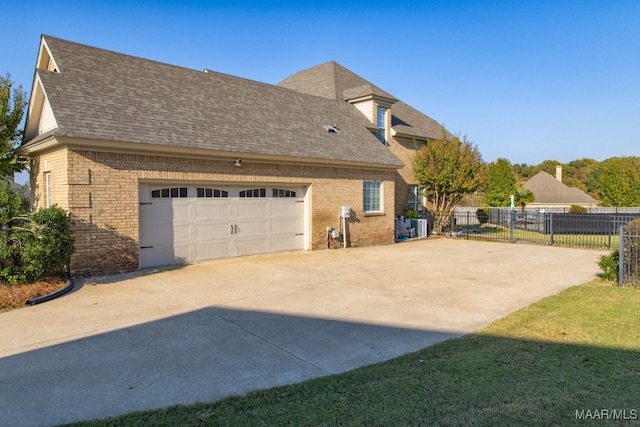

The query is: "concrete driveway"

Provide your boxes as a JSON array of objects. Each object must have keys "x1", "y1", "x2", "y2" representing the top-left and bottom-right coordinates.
[{"x1": 0, "y1": 239, "x2": 605, "y2": 426}]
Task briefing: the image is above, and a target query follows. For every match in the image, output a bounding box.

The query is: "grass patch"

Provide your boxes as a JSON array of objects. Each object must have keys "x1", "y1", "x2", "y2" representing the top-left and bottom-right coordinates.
[
  {"x1": 463, "y1": 225, "x2": 618, "y2": 249},
  {"x1": 65, "y1": 281, "x2": 640, "y2": 426}
]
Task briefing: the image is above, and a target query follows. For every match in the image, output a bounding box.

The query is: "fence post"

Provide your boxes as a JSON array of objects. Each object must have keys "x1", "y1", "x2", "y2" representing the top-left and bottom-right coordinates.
[
  {"x1": 509, "y1": 209, "x2": 515, "y2": 243},
  {"x1": 549, "y1": 212, "x2": 554, "y2": 246},
  {"x1": 619, "y1": 225, "x2": 624, "y2": 287},
  {"x1": 465, "y1": 211, "x2": 469, "y2": 240}
]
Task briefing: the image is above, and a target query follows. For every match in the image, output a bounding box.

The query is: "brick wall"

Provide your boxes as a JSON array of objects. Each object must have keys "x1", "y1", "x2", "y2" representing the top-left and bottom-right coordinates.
[
  {"x1": 30, "y1": 148, "x2": 69, "y2": 210},
  {"x1": 30, "y1": 146, "x2": 397, "y2": 276},
  {"x1": 387, "y1": 136, "x2": 419, "y2": 216}
]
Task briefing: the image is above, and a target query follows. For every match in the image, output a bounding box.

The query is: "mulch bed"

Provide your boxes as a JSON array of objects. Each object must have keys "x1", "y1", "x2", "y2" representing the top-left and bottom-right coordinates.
[{"x1": 0, "y1": 278, "x2": 68, "y2": 312}]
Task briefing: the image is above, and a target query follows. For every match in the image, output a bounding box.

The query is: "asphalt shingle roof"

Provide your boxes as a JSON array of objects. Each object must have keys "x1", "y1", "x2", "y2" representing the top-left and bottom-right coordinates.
[
  {"x1": 278, "y1": 61, "x2": 445, "y2": 141},
  {"x1": 25, "y1": 36, "x2": 403, "y2": 168},
  {"x1": 523, "y1": 171, "x2": 598, "y2": 205}
]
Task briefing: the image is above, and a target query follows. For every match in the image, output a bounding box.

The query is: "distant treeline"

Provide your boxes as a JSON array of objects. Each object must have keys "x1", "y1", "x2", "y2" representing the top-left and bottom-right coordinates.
[{"x1": 512, "y1": 157, "x2": 640, "y2": 207}]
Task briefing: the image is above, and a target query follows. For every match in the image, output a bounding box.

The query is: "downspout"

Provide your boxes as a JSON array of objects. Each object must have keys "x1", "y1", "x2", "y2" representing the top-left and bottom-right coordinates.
[{"x1": 26, "y1": 278, "x2": 74, "y2": 306}]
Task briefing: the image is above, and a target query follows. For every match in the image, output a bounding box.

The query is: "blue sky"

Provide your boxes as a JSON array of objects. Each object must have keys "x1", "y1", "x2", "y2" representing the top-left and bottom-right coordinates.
[{"x1": 5, "y1": 1, "x2": 639, "y2": 185}]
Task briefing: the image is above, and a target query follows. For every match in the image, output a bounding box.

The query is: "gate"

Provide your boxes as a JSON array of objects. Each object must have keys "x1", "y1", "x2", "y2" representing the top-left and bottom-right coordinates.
[{"x1": 619, "y1": 225, "x2": 640, "y2": 287}]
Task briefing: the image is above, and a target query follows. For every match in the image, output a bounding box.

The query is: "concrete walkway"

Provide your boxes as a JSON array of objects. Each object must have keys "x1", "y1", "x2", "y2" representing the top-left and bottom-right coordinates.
[{"x1": 0, "y1": 239, "x2": 605, "y2": 426}]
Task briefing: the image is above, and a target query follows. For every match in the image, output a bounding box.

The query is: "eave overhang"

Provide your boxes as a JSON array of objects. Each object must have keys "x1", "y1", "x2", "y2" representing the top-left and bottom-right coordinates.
[{"x1": 19, "y1": 135, "x2": 404, "y2": 171}]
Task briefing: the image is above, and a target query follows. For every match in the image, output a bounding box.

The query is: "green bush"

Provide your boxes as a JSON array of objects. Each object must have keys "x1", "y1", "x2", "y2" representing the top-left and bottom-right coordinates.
[
  {"x1": 0, "y1": 183, "x2": 74, "y2": 285},
  {"x1": 404, "y1": 209, "x2": 420, "y2": 219},
  {"x1": 476, "y1": 208, "x2": 489, "y2": 224},
  {"x1": 604, "y1": 219, "x2": 640, "y2": 286},
  {"x1": 17, "y1": 206, "x2": 74, "y2": 283},
  {"x1": 598, "y1": 250, "x2": 619, "y2": 282},
  {"x1": 569, "y1": 204, "x2": 587, "y2": 214},
  {"x1": 0, "y1": 180, "x2": 28, "y2": 221}
]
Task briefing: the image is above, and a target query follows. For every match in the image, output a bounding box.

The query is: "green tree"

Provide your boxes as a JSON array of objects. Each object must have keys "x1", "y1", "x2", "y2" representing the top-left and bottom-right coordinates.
[
  {"x1": 512, "y1": 163, "x2": 537, "y2": 180},
  {"x1": 483, "y1": 158, "x2": 517, "y2": 207},
  {"x1": 0, "y1": 178, "x2": 74, "y2": 284},
  {"x1": 0, "y1": 73, "x2": 27, "y2": 176},
  {"x1": 536, "y1": 159, "x2": 562, "y2": 177},
  {"x1": 568, "y1": 158, "x2": 599, "y2": 194},
  {"x1": 598, "y1": 157, "x2": 640, "y2": 207},
  {"x1": 515, "y1": 188, "x2": 535, "y2": 214},
  {"x1": 413, "y1": 132, "x2": 486, "y2": 230}
]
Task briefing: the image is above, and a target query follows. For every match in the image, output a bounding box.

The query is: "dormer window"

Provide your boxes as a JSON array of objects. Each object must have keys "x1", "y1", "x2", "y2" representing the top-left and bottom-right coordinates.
[{"x1": 376, "y1": 106, "x2": 387, "y2": 145}]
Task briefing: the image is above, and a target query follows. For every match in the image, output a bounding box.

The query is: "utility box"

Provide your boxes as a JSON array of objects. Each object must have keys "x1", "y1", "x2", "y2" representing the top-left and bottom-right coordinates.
[{"x1": 341, "y1": 205, "x2": 351, "y2": 218}]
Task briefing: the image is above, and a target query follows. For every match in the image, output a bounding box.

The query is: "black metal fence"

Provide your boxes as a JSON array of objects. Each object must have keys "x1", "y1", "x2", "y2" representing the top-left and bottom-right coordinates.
[
  {"x1": 619, "y1": 226, "x2": 640, "y2": 287},
  {"x1": 426, "y1": 209, "x2": 640, "y2": 250}
]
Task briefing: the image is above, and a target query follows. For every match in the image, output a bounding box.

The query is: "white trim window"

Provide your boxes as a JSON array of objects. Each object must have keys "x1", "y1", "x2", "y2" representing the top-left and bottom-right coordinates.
[
  {"x1": 45, "y1": 172, "x2": 52, "y2": 207},
  {"x1": 407, "y1": 185, "x2": 423, "y2": 212},
  {"x1": 363, "y1": 181, "x2": 382, "y2": 213},
  {"x1": 376, "y1": 106, "x2": 387, "y2": 145}
]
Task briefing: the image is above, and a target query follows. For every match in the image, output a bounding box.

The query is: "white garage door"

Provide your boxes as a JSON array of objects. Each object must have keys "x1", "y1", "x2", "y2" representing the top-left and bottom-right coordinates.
[{"x1": 139, "y1": 185, "x2": 305, "y2": 268}]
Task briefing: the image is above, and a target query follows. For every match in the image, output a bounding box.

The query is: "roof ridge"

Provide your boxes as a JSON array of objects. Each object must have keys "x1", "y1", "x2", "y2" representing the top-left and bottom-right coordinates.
[
  {"x1": 41, "y1": 34, "x2": 207, "y2": 77},
  {"x1": 329, "y1": 61, "x2": 340, "y2": 100},
  {"x1": 43, "y1": 34, "x2": 328, "y2": 99}
]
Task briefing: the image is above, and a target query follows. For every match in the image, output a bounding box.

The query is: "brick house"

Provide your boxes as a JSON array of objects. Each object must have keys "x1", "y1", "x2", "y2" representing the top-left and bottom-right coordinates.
[
  {"x1": 20, "y1": 35, "x2": 445, "y2": 276},
  {"x1": 278, "y1": 61, "x2": 448, "y2": 215},
  {"x1": 523, "y1": 167, "x2": 598, "y2": 209}
]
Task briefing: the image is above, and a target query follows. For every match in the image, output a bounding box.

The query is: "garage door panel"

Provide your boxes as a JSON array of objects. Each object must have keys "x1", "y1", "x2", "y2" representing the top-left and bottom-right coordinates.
[
  {"x1": 270, "y1": 218, "x2": 301, "y2": 234},
  {"x1": 194, "y1": 222, "x2": 230, "y2": 239},
  {"x1": 141, "y1": 224, "x2": 175, "y2": 246},
  {"x1": 139, "y1": 185, "x2": 305, "y2": 269},
  {"x1": 237, "y1": 202, "x2": 267, "y2": 218},
  {"x1": 142, "y1": 207, "x2": 174, "y2": 222},
  {"x1": 141, "y1": 247, "x2": 187, "y2": 268},
  {"x1": 173, "y1": 244, "x2": 191, "y2": 260},
  {"x1": 237, "y1": 220, "x2": 268, "y2": 236},
  {"x1": 172, "y1": 202, "x2": 191, "y2": 220},
  {"x1": 194, "y1": 203, "x2": 231, "y2": 219},
  {"x1": 271, "y1": 200, "x2": 302, "y2": 216},
  {"x1": 236, "y1": 237, "x2": 268, "y2": 256},
  {"x1": 193, "y1": 241, "x2": 230, "y2": 261},
  {"x1": 271, "y1": 235, "x2": 304, "y2": 252}
]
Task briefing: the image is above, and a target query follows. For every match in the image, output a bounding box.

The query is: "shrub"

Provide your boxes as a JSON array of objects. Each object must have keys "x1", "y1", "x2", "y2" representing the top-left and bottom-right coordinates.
[
  {"x1": 605, "y1": 219, "x2": 640, "y2": 286},
  {"x1": 569, "y1": 204, "x2": 587, "y2": 214},
  {"x1": 17, "y1": 206, "x2": 74, "y2": 283},
  {"x1": 0, "y1": 185, "x2": 74, "y2": 284},
  {"x1": 476, "y1": 208, "x2": 489, "y2": 224},
  {"x1": 404, "y1": 209, "x2": 420, "y2": 219},
  {"x1": 0, "y1": 180, "x2": 28, "y2": 221},
  {"x1": 598, "y1": 250, "x2": 619, "y2": 282}
]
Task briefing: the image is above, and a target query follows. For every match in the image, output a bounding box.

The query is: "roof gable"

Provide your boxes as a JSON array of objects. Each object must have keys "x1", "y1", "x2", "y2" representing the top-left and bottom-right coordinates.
[
  {"x1": 279, "y1": 61, "x2": 396, "y2": 102},
  {"x1": 523, "y1": 171, "x2": 597, "y2": 205},
  {"x1": 23, "y1": 36, "x2": 402, "y2": 169},
  {"x1": 279, "y1": 61, "x2": 445, "y2": 141}
]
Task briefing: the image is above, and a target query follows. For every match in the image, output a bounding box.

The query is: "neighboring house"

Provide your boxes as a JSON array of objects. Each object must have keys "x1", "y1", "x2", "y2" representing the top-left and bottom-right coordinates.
[
  {"x1": 278, "y1": 61, "x2": 448, "y2": 215},
  {"x1": 523, "y1": 167, "x2": 598, "y2": 209},
  {"x1": 20, "y1": 35, "x2": 443, "y2": 276}
]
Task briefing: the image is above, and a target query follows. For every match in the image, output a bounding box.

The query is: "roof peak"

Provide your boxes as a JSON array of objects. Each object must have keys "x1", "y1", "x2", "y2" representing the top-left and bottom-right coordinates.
[{"x1": 278, "y1": 60, "x2": 397, "y2": 102}]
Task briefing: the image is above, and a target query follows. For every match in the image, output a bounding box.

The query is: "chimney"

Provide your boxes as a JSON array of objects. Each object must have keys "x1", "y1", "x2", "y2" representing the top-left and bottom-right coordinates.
[{"x1": 555, "y1": 165, "x2": 562, "y2": 182}]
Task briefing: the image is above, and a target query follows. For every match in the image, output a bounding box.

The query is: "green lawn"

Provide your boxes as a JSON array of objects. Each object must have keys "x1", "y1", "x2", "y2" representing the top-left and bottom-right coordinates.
[
  {"x1": 67, "y1": 281, "x2": 640, "y2": 427},
  {"x1": 462, "y1": 225, "x2": 619, "y2": 249}
]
